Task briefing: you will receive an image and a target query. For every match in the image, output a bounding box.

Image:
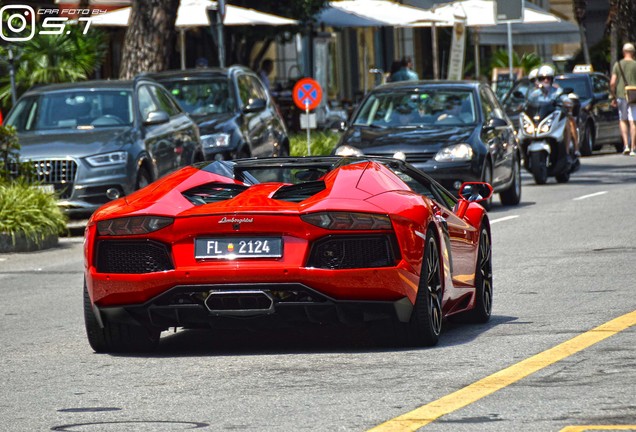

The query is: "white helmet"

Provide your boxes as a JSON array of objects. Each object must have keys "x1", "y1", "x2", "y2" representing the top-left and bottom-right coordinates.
[
  {"x1": 537, "y1": 65, "x2": 555, "y2": 81},
  {"x1": 528, "y1": 68, "x2": 539, "y2": 82}
]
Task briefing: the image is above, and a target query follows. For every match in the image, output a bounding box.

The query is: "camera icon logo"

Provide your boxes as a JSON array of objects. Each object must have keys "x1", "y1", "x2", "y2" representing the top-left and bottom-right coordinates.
[{"x1": 0, "y1": 5, "x2": 36, "y2": 42}]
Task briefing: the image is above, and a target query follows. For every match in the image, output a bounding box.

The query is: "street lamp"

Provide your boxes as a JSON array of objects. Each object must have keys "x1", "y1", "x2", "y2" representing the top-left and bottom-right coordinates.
[{"x1": 206, "y1": 0, "x2": 226, "y2": 68}]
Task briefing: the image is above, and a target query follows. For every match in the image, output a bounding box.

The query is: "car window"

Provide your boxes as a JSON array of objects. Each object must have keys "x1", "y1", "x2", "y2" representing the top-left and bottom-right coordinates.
[
  {"x1": 150, "y1": 85, "x2": 181, "y2": 116},
  {"x1": 353, "y1": 89, "x2": 476, "y2": 128},
  {"x1": 591, "y1": 74, "x2": 609, "y2": 94},
  {"x1": 161, "y1": 77, "x2": 235, "y2": 115},
  {"x1": 237, "y1": 74, "x2": 266, "y2": 107},
  {"x1": 504, "y1": 81, "x2": 530, "y2": 105},
  {"x1": 138, "y1": 85, "x2": 159, "y2": 120},
  {"x1": 483, "y1": 87, "x2": 505, "y2": 119},
  {"x1": 479, "y1": 87, "x2": 495, "y2": 121},
  {"x1": 6, "y1": 90, "x2": 133, "y2": 131},
  {"x1": 554, "y1": 77, "x2": 591, "y2": 99}
]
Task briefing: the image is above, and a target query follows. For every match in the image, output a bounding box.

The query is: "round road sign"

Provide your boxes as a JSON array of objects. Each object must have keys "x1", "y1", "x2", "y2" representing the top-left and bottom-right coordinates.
[{"x1": 292, "y1": 77, "x2": 322, "y2": 111}]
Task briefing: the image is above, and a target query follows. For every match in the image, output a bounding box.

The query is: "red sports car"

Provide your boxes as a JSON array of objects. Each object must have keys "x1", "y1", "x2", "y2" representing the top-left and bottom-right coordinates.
[{"x1": 83, "y1": 157, "x2": 493, "y2": 352}]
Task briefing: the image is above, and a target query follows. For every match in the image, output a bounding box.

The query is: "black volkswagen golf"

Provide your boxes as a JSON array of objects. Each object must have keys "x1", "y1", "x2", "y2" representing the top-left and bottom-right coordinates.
[
  {"x1": 146, "y1": 66, "x2": 289, "y2": 161},
  {"x1": 334, "y1": 81, "x2": 521, "y2": 208}
]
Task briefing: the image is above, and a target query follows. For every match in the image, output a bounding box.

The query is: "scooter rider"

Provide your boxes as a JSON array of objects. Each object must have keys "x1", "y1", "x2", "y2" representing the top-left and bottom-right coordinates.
[{"x1": 529, "y1": 65, "x2": 580, "y2": 157}]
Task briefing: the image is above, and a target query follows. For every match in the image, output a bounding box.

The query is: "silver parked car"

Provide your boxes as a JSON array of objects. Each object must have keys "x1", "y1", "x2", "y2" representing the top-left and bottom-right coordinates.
[{"x1": 5, "y1": 77, "x2": 203, "y2": 217}]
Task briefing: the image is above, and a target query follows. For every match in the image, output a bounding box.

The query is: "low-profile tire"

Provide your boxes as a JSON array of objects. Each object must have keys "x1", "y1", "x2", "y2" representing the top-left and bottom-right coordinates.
[
  {"x1": 481, "y1": 160, "x2": 493, "y2": 211},
  {"x1": 530, "y1": 152, "x2": 548, "y2": 185},
  {"x1": 396, "y1": 228, "x2": 443, "y2": 347},
  {"x1": 461, "y1": 227, "x2": 493, "y2": 324},
  {"x1": 135, "y1": 166, "x2": 151, "y2": 190},
  {"x1": 83, "y1": 282, "x2": 160, "y2": 353},
  {"x1": 499, "y1": 157, "x2": 521, "y2": 206},
  {"x1": 580, "y1": 125, "x2": 594, "y2": 157}
]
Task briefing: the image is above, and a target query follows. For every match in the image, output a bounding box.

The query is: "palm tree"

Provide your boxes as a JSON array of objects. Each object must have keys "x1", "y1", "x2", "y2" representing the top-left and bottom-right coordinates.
[
  {"x1": 0, "y1": 27, "x2": 106, "y2": 110},
  {"x1": 118, "y1": 0, "x2": 180, "y2": 79},
  {"x1": 607, "y1": 0, "x2": 636, "y2": 69},
  {"x1": 573, "y1": 0, "x2": 591, "y2": 65}
]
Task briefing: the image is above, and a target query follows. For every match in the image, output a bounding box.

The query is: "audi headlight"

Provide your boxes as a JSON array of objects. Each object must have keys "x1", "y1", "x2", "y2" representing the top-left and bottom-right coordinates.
[
  {"x1": 521, "y1": 113, "x2": 535, "y2": 135},
  {"x1": 333, "y1": 145, "x2": 363, "y2": 156},
  {"x1": 538, "y1": 112, "x2": 558, "y2": 134},
  {"x1": 97, "y1": 216, "x2": 173, "y2": 236},
  {"x1": 86, "y1": 151, "x2": 128, "y2": 167},
  {"x1": 201, "y1": 133, "x2": 231, "y2": 149},
  {"x1": 434, "y1": 143, "x2": 473, "y2": 162}
]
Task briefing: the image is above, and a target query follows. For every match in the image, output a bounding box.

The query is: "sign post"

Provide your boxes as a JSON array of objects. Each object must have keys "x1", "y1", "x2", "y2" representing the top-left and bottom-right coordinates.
[
  {"x1": 495, "y1": 0, "x2": 524, "y2": 81},
  {"x1": 292, "y1": 77, "x2": 322, "y2": 156}
]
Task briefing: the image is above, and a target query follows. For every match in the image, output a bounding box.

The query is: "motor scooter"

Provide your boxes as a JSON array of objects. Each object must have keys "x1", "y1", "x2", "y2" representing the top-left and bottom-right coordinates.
[{"x1": 517, "y1": 90, "x2": 580, "y2": 184}]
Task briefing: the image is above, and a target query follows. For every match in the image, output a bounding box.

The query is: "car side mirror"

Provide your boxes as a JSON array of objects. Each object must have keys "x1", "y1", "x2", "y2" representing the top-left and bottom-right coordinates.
[
  {"x1": 455, "y1": 182, "x2": 493, "y2": 218},
  {"x1": 483, "y1": 117, "x2": 508, "y2": 131},
  {"x1": 143, "y1": 110, "x2": 170, "y2": 126},
  {"x1": 243, "y1": 98, "x2": 266, "y2": 113}
]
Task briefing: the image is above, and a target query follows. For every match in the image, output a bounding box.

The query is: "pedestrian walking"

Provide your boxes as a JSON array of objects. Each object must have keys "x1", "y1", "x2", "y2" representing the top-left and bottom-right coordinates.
[
  {"x1": 390, "y1": 56, "x2": 419, "y2": 82},
  {"x1": 258, "y1": 59, "x2": 274, "y2": 91},
  {"x1": 610, "y1": 42, "x2": 636, "y2": 156}
]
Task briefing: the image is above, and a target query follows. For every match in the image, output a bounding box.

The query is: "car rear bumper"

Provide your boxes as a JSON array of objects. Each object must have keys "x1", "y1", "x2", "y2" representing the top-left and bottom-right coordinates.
[{"x1": 94, "y1": 282, "x2": 414, "y2": 330}]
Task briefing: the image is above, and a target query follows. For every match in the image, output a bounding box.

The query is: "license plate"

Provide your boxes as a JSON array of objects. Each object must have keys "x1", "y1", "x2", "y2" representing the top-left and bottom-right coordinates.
[
  {"x1": 35, "y1": 184, "x2": 55, "y2": 194},
  {"x1": 195, "y1": 237, "x2": 282, "y2": 259}
]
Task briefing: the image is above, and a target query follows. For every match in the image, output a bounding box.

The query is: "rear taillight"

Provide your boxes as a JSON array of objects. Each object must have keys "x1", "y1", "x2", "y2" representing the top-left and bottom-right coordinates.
[
  {"x1": 301, "y1": 212, "x2": 391, "y2": 230},
  {"x1": 97, "y1": 216, "x2": 173, "y2": 236}
]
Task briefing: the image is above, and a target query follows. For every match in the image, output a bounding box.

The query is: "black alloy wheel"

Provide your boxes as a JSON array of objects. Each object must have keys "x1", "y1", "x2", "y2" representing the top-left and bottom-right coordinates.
[
  {"x1": 461, "y1": 227, "x2": 493, "y2": 323},
  {"x1": 400, "y1": 228, "x2": 443, "y2": 347}
]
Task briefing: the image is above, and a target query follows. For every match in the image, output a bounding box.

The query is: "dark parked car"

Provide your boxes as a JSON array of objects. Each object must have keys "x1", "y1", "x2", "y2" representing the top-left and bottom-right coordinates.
[
  {"x1": 502, "y1": 72, "x2": 622, "y2": 155},
  {"x1": 4, "y1": 78, "x2": 202, "y2": 217},
  {"x1": 334, "y1": 81, "x2": 521, "y2": 208},
  {"x1": 146, "y1": 66, "x2": 289, "y2": 160}
]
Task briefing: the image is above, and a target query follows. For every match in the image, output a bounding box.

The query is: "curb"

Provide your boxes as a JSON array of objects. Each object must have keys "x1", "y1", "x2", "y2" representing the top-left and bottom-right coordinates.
[{"x1": 0, "y1": 232, "x2": 59, "y2": 253}]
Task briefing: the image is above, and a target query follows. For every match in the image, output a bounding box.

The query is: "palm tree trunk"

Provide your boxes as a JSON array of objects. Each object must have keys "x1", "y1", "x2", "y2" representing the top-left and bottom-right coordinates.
[
  {"x1": 573, "y1": 0, "x2": 591, "y2": 65},
  {"x1": 119, "y1": 0, "x2": 180, "y2": 79}
]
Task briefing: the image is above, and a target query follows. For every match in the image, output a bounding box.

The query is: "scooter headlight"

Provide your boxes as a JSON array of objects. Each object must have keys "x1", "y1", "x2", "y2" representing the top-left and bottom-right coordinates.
[
  {"x1": 521, "y1": 113, "x2": 535, "y2": 135},
  {"x1": 538, "y1": 111, "x2": 559, "y2": 134}
]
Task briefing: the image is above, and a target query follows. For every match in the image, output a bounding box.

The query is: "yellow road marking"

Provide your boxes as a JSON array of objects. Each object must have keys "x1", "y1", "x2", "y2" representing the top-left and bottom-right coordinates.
[
  {"x1": 369, "y1": 310, "x2": 636, "y2": 432},
  {"x1": 560, "y1": 427, "x2": 636, "y2": 431}
]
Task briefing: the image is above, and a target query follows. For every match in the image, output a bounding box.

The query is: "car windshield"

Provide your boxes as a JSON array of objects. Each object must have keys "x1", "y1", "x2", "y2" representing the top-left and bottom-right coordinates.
[
  {"x1": 352, "y1": 89, "x2": 477, "y2": 128},
  {"x1": 161, "y1": 78, "x2": 235, "y2": 115},
  {"x1": 6, "y1": 90, "x2": 133, "y2": 132},
  {"x1": 554, "y1": 77, "x2": 592, "y2": 99}
]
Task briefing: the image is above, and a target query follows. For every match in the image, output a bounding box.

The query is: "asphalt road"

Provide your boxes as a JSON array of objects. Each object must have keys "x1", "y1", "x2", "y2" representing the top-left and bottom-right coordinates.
[{"x1": 1, "y1": 148, "x2": 635, "y2": 432}]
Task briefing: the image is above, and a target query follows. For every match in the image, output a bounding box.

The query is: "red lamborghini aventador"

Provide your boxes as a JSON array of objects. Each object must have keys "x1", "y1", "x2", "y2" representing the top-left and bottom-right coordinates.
[{"x1": 83, "y1": 156, "x2": 493, "y2": 352}]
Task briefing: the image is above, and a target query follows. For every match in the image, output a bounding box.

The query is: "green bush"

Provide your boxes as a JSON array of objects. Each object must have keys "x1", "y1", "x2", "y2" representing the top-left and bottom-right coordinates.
[
  {"x1": 290, "y1": 131, "x2": 341, "y2": 156},
  {"x1": 0, "y1": 179, "x2": 68, "y2": 245},
  {"x1": 0, "y1": 125, "x2": 67, "y2": 245}
]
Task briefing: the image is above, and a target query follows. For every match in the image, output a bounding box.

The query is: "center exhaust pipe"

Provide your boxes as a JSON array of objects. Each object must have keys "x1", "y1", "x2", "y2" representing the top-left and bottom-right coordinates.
[{"x1": 205, "y1": 290, "x2": 275, "y2": 317}]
